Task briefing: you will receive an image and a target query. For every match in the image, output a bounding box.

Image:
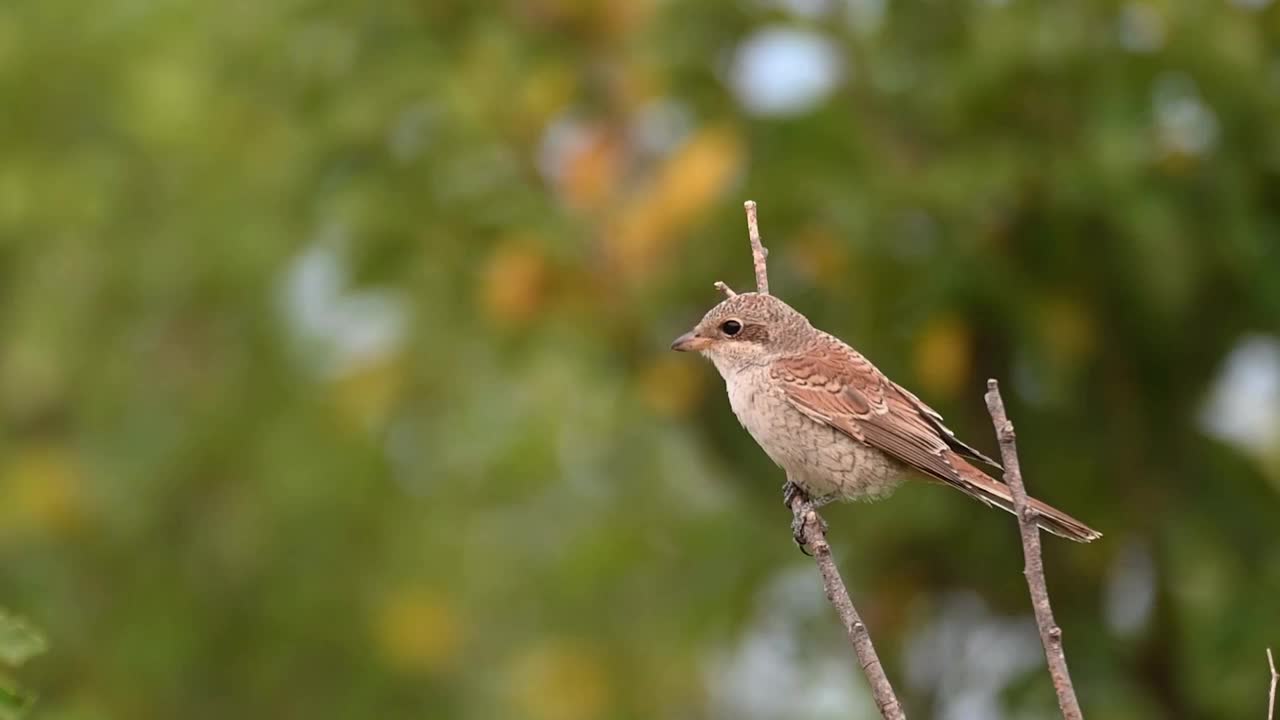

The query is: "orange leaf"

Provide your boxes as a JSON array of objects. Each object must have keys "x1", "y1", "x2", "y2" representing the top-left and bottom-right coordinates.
[
  {"x1": 607, "y1": 126, "x2": 743, "y2": 281},
  {"x1": 480, "y1": 238, "x2": 551, "y2": 325},
  {"x1": 559, "y1": 128, "x2": 625, "y2": 212}
]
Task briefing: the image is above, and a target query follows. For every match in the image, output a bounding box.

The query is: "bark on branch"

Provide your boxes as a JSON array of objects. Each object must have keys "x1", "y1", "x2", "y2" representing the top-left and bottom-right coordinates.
[
  {"x1": 720, "y1": 201, "x2": 907, "y2": 720},
  {"x1": 743, "y1": 200, "x2": 769, "y2": 295},
  {"x1": 790, "y1": 494, "x2": 907, "y2": 720},
  {"x1": 984, "y1": 379, "x2": 1084, "y2": 720}
]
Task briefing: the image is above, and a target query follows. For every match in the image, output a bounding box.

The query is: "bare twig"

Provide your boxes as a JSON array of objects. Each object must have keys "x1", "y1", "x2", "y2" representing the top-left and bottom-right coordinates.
[
  {"x1": 984, "y1": 379, "x2": 1083, "y2": 720},
  {"x1": 743, "y1": 200, "x2": 769, "y2": 294},
  {"x1": 713, "y1": 281, "x2": 737, "y2": 298},
  {"x1": 791, "y1": 494, "x2": 907, "y2": 720},
  {"x1": 1267, "y1": 648, "x2": 1277, "y2": 720},
  {"x1": 721, "y1": 200, "x2": 904, "y2": 718}
]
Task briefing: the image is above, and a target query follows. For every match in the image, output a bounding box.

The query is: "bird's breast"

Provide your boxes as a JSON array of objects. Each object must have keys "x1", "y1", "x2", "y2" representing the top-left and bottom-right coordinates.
[
  {"x1": 722, "y1": 365, "x2": 905, "y2": 501},
  {"x1": 723, "y1": 366, "x2": 796, "y2": 463}
]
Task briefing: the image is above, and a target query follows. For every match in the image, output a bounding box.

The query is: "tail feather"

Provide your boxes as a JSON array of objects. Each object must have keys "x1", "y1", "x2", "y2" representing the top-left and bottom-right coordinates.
[{"x1": 947, "y1": 452, "x2": 1101, "y2": 543}]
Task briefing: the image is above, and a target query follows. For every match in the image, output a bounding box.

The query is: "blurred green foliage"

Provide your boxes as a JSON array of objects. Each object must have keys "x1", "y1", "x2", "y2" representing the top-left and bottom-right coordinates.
[
  {"x1": 0, "y1": 610, "x2": 46, "y2": 719},
  {"x1": 2, "y1": 0, "x2": 1280, "y2": 718}
]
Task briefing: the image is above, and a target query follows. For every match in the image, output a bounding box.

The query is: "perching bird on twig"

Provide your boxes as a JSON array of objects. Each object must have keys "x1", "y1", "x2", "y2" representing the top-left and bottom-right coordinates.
[{"x1": 672, "y1": 291, "x2": 1101, "y2": 545}]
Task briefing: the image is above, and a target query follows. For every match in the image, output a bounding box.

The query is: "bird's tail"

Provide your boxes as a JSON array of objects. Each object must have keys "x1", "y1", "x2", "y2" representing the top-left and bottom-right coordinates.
[{"x1": 947, "y1": 452, "x2": 1102, "y2": 543}]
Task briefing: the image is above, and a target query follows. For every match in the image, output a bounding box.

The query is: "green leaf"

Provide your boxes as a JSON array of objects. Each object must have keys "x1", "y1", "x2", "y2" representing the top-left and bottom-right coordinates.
[
  {"x1": 0, "y1": 612, "x2": 46, "y2": 668},
  {"x1": 0, "y1": 680, "x2": 34, "y2": 720}
]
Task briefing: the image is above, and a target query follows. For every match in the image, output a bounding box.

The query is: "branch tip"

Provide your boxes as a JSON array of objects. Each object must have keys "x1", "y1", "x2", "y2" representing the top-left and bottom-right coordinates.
[
  {"x1": 742, "y1": 200, "x2": 770, "y2": 295},
  {"x1": 1268, "y1": 647, "x2": 1277, "y2": 720},
  {"x1": 731, "y1": 200, "x2": 900, "y2": 719},
  {"x1": 985, "y1": 380, "x2": 1083, "y2": 720}
]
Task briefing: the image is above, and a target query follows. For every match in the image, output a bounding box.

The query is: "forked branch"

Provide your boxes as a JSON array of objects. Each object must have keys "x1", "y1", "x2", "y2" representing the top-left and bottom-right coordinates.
[{"x1": 714, "y1": 281, "x2": 737, "y2": 298}]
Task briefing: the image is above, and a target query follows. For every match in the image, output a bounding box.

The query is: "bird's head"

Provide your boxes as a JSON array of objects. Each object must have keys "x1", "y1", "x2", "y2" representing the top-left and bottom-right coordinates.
[{"x1": 671, "y1": 292, "x2": 811, "y2": 373}]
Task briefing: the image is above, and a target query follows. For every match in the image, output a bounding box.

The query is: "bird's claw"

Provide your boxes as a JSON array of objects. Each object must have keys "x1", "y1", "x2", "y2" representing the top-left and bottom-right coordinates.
[
  {"x1": 791, "y1": 509, "x2": 830, "y2": 556},
  {"x1": 791, "y1": 512, "x2": 813, "y2": 555},
  {"x1": 783, "y1": 481, "x2": 827, "y2": 555}
]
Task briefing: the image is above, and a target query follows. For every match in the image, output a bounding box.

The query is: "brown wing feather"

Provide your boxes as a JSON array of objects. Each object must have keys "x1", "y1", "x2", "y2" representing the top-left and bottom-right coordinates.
[
  {"x1": 771, "y1": 336, "x2": 1101, "y2": 542},
  {"x1": 770, "y1": 339, "x2": 968, "y2": 490},
  {"x1": 892, "y1": 381, "x2": 1001, "y2": 468}
]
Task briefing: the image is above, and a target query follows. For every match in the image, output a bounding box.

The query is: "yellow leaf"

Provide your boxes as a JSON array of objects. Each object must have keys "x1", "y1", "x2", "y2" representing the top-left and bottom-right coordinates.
[
  {"x1": 517, "y1": 63, "x2": 576, "y2": 134},
  {"x1": 1, "y1": 443, "x2": 85, "y2": 538},
  {"x1": 1038, "y1": 297, "x2": 1097, "y2": 366},
  {"x1": 370, "y1": 586, "x2": 463, "y2": 675},
  {"x1": 788, "y1": 225, "x2": 850, "y2": 288},
  {"x1": 607, "y1": 126, "x2": 743, "y2": 281},
  {"x1": 330, "y1": 357, "x2": 406, "y2": 432},
  {"x1": 638, "y1": 355, "x2": 706, "y2": 417},
  {"x1": 651, "y1": 126, "x2": 743, "y2": 227},
  {"x1": 913, "y1": 315, "x2": 973, "y2": 398},
  {"x1": 509, "y1": 641, "x2": 610, "y2": 720}
]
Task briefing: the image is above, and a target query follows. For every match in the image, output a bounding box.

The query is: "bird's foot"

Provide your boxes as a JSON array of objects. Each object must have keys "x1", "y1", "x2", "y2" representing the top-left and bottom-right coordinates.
[
  {"x1": 790, "y1": 511, "x2": 812, "y2": 554},
  {"x1": 790, "y1": 506, "x2": 830, "y2": 556},
  {"x1": 783, "y1": 482, "x2": 829, "y2": 555}
]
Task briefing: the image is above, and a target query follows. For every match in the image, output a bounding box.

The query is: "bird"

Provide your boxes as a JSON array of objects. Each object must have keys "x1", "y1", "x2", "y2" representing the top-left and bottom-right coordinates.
[{"x1": 671, "y1": 291, "x2": 1100, "y2": 543}]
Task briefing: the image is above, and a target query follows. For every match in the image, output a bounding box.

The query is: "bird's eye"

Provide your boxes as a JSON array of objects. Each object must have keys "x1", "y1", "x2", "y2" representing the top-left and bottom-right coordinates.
[{"x1": 721, "y1": 320, "x2": 743, "y2": 336}]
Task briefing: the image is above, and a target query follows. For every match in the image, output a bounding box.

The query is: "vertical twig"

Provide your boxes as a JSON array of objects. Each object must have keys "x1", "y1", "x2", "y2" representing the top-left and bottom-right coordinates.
[
  {"x1": 724, "y1": 201, "x2": 905, "y2": 718},
  {"x1": 743, "y1": 200, "x2": 769, "y2": 295},
  {"x1": 1267, "y1": 648, "x2": 1277, "y2": 720},
  {"x1": 791, "y1": 495, "x2": 907, "y2": 720},
  {"x1": 984, "y1": 379, "x2": 1083, "y2": 720}
]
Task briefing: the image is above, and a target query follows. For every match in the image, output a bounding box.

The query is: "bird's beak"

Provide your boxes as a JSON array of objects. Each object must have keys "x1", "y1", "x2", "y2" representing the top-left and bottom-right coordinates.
[{"x1": 671, "y1": 330, "x2": 711, "y2": 352}]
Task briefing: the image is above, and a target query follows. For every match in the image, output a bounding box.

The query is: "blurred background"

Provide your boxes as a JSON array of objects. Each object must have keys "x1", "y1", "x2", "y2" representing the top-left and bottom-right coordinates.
[{"x1": 2, "y1": 0, "x2": 1280, "y2": 718}]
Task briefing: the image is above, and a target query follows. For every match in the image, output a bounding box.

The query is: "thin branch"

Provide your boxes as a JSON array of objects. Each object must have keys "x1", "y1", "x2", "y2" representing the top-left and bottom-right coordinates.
[
  {"x1": 790, "y1": 494, "x2": 907, "y2": 720},
  {"x1": 984, "y1": 379, "x2": 1083, "y2": 720},
  {"x1": 1268, "y1": 648, "x2": 1277, "y2": 720},
  {"x1": 743, "y1": 200, "x2": 769, "y2": 294},
  {"x1": 728, "y1": 200, "x2": 903, "y2": 718}
]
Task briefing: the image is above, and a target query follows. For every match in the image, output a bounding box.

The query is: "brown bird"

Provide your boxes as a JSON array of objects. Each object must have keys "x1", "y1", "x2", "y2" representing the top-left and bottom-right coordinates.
[{"x1": 671, "y1": 292, "x2": 1100, "y2": 543}]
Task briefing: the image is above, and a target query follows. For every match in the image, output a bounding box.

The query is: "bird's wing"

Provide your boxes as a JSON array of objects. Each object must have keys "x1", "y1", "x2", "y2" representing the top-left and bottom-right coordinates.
[
  {"x1": 770, "y1": 337, "x2": 973, "y2": 488},
  {"x1": 891, "y1": 381, "x2": 1001, "y2": 468},
  {"x1": 771, "y1": 336, "x2": 1101, "y2": 542}
]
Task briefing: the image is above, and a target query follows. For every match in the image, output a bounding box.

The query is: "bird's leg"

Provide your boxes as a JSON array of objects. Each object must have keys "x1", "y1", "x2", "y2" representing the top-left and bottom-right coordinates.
[
  {"x1": 783, "y1": 479, "x2": 827, "y2": 555},
  {"x1": 781, "y1": 479, "x2": 805, "y2": 508},
  {"x1": 810, "y1": 493, "x2": 836, "y2": 509},
  {"x1": 783, "y1": 479, "x2": 835, "y2": 509}
]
